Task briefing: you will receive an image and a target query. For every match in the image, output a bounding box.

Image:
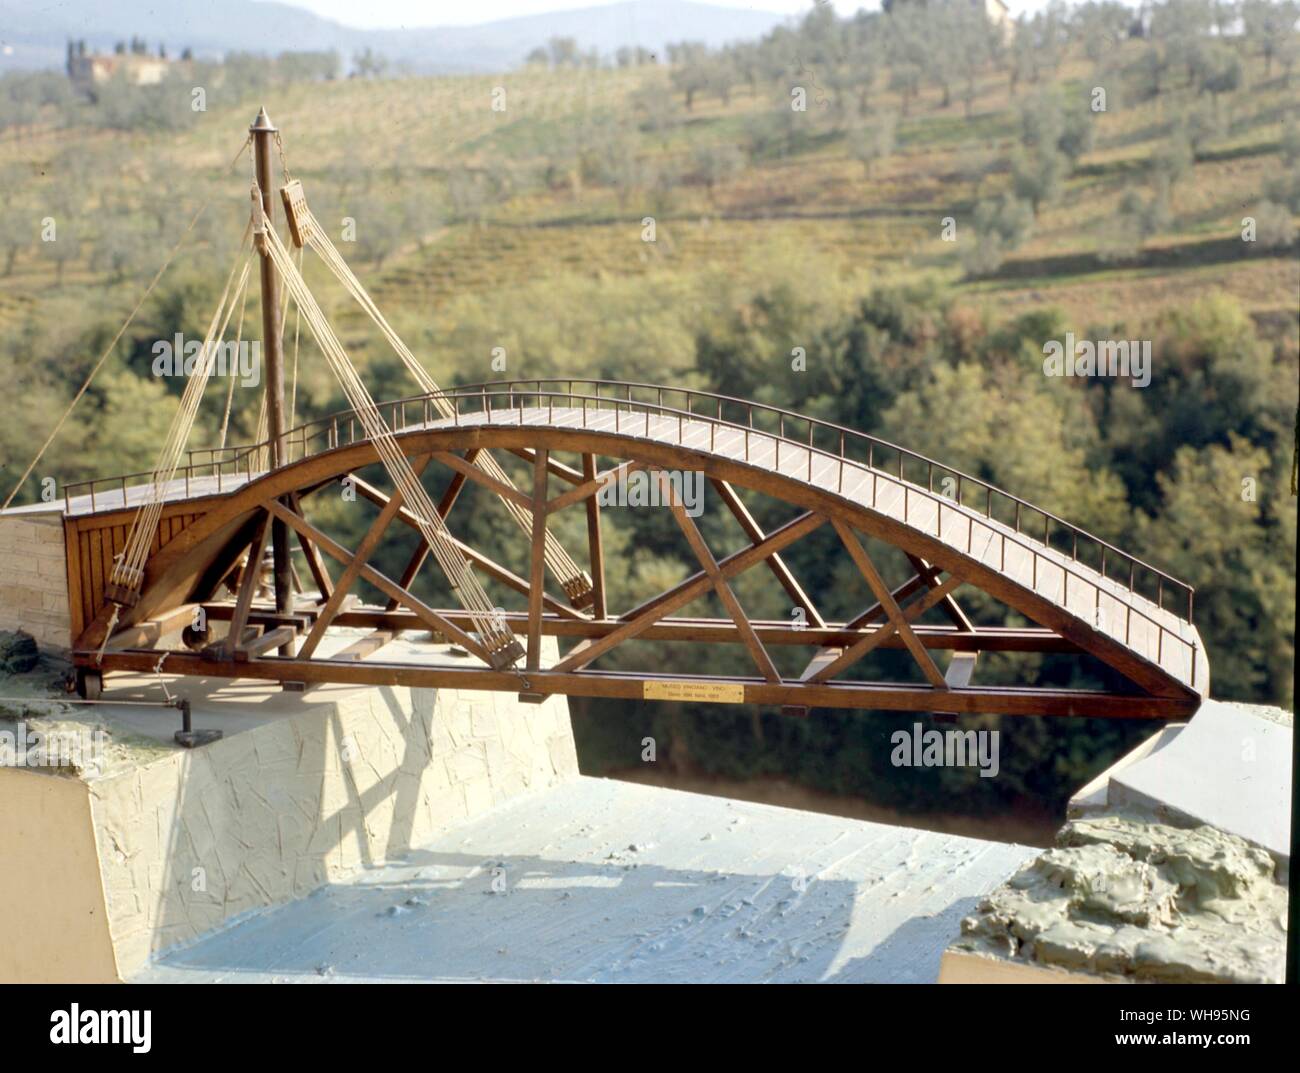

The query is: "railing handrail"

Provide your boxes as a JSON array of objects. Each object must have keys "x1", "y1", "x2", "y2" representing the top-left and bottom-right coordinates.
[{"x1": 61, "y1": 378, "x2": 1196, "y2": 632}]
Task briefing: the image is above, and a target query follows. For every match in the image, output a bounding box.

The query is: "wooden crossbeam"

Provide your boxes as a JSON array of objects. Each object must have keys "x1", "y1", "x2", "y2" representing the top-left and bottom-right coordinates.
[
  {"x1": 661, "y1": 473, "x2": 780, "y2": 684},
  {"x1": 234, "y1": 625, "x2": 296, "y2": 661},
  {"x1": 545, "y1": 460, "x2": 650, "y2": 515},
  {"x1": 556, "y1": 510, "x2": 827, "y2": 672},
  {"x1": 87, "y1": 647, "x2": 1200, "y2": 720},
  {"x1": 800, "y1": 558, "x2": 974, "y2": 683},
  {"x1": 906, "y1": 552, "x2": 973, "y2": 633},
  {"x1": 104, "y1": 603, "x2": 200, "y2": 652},
  {"x1": 844, "y1": 572, "x2": 929, "y2": 631},
  {"x1": 805, "y1": 573, "x2": 963, "y2": 683},
  {"x1": 264, "y1": 499, "x2": 495, "y2": 665},
  {"x1": 349, "y1": 471, "x2": 585, "y2": 621},
  {"x1": 298, "y1": 456, "x2": 431, "y2": 660},
  {"x1": 618, "y1": 510, "x2": 827, "y2": 625},
  {"x1": 430, "y1": 449, "x2": 531, "y2": 509},
  {"x1": 330, "y1": 629, "x2": 399, "y2": 663},
  {"x1": 222, "y1": 511, "x2": 271, "y2": 660},
  {"x1": 709, "y1": 478, "x2": 826, "y2": 629},
  {"x1": 288, "y1": 490, "x2": 333, "y2": 602},
  {"x1": 383, "y1": 447, "x2": 478, "y2": 611},
  {"x1": 509, "y1": 447, "x2": 584, "y2": 486},
  {"x1": 833, "y1": 519, "x2": 948, "y2": 688},
  {"x1": 200, "y1": 604, "x2": 1079, "y2": 651}
]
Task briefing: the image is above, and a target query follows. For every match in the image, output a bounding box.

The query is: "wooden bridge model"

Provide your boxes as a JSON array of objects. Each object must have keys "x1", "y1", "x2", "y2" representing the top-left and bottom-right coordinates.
[
  {"x1": 62, "y1": 378, "x2": 1207, "y2": 719},
  {"x1": 38, "y1": 113, "x2": 1209, "y2": 722}
]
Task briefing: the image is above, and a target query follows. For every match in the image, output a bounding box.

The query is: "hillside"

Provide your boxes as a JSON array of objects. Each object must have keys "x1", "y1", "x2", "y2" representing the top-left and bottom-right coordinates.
[{"x1": 0, "y1": 0, "x2": 791, "y2": 73}]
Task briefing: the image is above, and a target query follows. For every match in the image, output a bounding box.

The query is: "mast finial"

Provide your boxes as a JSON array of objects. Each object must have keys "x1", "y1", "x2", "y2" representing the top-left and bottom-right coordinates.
[{"x1": 250, "y1": 106, "x2": 276, "y2": 133}]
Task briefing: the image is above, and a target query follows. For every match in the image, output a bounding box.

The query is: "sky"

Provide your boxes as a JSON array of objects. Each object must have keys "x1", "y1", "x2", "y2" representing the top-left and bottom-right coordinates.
[{"x1": 267, "y1": 0, "x2": 1054, "y2": 31}]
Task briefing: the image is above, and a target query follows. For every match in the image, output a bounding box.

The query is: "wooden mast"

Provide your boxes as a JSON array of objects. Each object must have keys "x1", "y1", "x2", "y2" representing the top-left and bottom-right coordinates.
[{"x1": 250, "y1": 107, "x2": 292, "y2": 648}]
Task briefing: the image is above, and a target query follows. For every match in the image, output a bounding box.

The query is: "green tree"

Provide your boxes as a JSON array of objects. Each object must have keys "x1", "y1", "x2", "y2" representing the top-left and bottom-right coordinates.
[
  {"x1": 846, "y1": 111, "x2": 896, "y2": 176},
  {"x1": 962, "y1": 194, "x2": 1035, "y2": 276},
  {"x1": 1136, "y1": 436, "x2": 1296, "y2": 705}
]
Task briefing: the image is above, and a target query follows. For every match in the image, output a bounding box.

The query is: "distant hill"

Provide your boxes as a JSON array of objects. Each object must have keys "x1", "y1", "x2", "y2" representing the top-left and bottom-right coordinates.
[{"x1": 0, "y1": 0, "x2": 791, "y2": 74}]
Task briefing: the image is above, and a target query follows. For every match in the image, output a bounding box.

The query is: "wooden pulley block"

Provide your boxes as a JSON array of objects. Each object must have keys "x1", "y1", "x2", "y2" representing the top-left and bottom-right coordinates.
[{"x1": 280, "y1": 180, "x2": 315, "y2": 248}]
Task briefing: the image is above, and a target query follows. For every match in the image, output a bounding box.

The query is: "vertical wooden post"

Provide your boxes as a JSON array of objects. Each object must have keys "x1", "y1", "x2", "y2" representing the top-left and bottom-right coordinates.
[
  {"x1": 581, "y1": 453, "x2": 607, "y2": 619},
  {"x1": 526, "y1": 450, "x2": 549, "y2": 673},
  {"x1": 250, "y1": 107, "x2": 292, "y2": 648}
]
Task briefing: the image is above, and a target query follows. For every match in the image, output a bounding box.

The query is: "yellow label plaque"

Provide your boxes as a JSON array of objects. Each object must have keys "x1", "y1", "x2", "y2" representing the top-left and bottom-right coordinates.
[{"x1": 643, "y1": 680, "x2": 745, "y2": 704}]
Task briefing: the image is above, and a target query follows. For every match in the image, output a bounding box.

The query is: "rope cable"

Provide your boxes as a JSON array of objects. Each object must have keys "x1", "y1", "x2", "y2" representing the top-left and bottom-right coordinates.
[
  {"x1": 108, "y1": 227, "x2": 254, "y2": 598},
  {"x1": 296, "y1": 203, "x2": 590, "y2": 603},
  {"x1": 256, "y1": 203, "x2": 519, "y2": 663},
  {"x1": 290, "y1": 245, "x2": 303, "y2": 429},
  {"x1": 218, "y1": 271, "x2": 251, "y2": 451}
]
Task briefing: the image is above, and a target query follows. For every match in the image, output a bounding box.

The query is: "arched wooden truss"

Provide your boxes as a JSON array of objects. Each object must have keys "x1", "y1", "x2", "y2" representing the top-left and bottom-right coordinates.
[{"x1": 63, "y1": 381, "x2": 1207, "y2": 719}]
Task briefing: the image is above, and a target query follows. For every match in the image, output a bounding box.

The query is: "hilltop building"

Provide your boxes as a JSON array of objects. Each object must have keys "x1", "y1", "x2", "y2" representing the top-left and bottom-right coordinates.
[{"x1": 65, "y1": 39, "x2": 185, "y2": 89}]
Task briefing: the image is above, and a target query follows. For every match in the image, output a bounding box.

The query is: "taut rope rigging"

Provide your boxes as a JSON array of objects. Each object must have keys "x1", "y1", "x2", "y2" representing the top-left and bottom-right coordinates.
[
  {"x1": 255, "y1": 190, "x2": 525, "y2": 668},
  {"x1": 106, "y1": 225, "x2": 255, "y2": 608},
  {"x1": 282, "y1": 188, "x2": 594, "y2": 608}
]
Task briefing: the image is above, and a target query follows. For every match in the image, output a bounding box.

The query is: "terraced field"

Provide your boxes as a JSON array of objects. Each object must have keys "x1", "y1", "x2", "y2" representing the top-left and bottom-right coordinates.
[{"x1": 1, "y1": 35, "x2": 1296, "y2": 402}]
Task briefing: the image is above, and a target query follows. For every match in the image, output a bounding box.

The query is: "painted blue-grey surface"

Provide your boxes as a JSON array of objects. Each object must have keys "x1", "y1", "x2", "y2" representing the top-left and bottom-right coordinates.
[{"x1": 134, "y1": 777, "x2": 1037, "y2": 984}]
